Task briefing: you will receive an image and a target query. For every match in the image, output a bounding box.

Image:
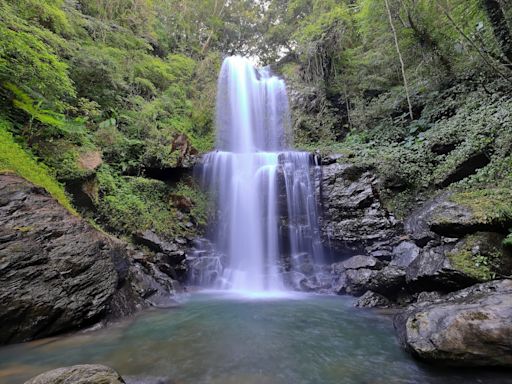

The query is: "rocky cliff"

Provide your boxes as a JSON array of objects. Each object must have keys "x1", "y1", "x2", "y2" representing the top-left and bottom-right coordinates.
[
  {"x1": 321, "y1": 160, "x2": 512, "y2": 302},
  {"x1": 0, "y1": 174, "x2": 182, "y2": 345}
]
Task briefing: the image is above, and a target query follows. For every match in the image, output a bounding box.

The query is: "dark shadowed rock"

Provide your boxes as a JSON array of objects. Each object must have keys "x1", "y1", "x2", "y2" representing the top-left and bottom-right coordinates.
[
  {"x1": 436, "y1": 152, "x2": 490, "y2": 188},
  {"x1": 405, "y1": 192, "x2": 507, "y2": 239},
  {"x1": 320, "y1": 153, "x2": 345, "y2": 165},
  {"x1": 134, "y1": 230, "x2": 178, "y2": 254},
  {"x1": 0, "y1": 175, "x2": 122, "y2": 344},
  {"x1": 404, "y1": 193, "x2": 447, "y2": 246},
  {"x1": 405, "y1": 244, "x2": 482, "y2": 292},
  {"x1": 24, "y1": 364, "x2": 125, "y2": 384},
  {"x1": 394, "y1": 279, "x2": 512, "y2": 367},
  {"x1": 354, "y1": 290, "x2": 391, "y2": 308},
  {"x1": 431, "y1": 142, "x2": 458, "y2": 155}
]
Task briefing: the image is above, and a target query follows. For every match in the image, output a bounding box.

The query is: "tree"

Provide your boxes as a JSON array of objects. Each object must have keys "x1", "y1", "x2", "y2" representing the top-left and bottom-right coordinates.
[
  {"x1": 384, "y1": 0, "x2": 414, "y2": 120},
  {"x1": 480, "y1": 0, "x2": 512, "y2": 64}
]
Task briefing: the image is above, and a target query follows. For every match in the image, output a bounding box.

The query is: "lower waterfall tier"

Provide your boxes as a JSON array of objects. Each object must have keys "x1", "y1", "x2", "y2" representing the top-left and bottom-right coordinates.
[{"x1": 191, "y1": 151, "x2": 324, "y2": 292}]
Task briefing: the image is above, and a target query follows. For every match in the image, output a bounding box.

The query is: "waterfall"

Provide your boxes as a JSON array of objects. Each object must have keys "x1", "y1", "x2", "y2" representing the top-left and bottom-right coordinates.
[{"x1": 190, "y1": 56, "x2": 324, "y2": 293}]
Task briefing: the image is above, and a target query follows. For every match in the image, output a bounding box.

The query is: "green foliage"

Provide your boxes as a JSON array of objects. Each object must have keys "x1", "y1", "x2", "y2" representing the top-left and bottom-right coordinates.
[
  {"x1": 448, "y1": 249, "x2": 496, "y2": 281},
  {"x1": 96, "y1": 166, "x2": 207, "y2": 237},
  {"x1": 0, "y1": 18, "x2": 74, "y2": 109},
  {"x1": 0, "y1": 118, "x2": 75, "y2": 213},
  {"x1": 3, "y1": 82, "x2": 65, "y2": 127},
  {"x1": 451, "y1": 188, "x2": 512, "y2": 227},
  {"x1": 2, "y1": 0, "x2": 511, "y2": 245}
]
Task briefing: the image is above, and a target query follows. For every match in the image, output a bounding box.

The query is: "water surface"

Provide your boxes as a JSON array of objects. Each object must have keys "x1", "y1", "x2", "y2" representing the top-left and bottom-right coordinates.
[{"x1": 0, "y1": 293, "x2": 510, "y2": 384}]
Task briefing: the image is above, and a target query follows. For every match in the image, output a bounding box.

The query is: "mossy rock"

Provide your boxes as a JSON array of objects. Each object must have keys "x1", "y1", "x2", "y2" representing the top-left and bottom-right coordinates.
[
  {"x1": 447, "y1": 232, "x2": 511, "y2": 281},
  {"x1": 427, "y1": 190, "x2": 512, "y2": 236}
]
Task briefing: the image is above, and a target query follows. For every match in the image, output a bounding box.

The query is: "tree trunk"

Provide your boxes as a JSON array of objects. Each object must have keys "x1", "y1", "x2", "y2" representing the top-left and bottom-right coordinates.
[
  {"x1": 402, "y1": 4, "x2": 452, "y2": 75},
  {"x1": 384, "y1": 0, "x2": 414, "y2": 120},
  {"x1": 481, "y1": 0, "x2": 512, "y2": 64}
]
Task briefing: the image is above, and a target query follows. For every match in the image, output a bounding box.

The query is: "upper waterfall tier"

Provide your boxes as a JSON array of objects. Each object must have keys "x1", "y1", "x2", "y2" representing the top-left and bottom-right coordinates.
[{"x1": 216, "y1": 56, "x2": 290, "y2": 152}]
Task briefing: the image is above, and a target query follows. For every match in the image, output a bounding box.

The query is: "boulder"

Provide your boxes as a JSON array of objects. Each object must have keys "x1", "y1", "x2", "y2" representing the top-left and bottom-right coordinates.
[
  {"x1": 133, "y1": 230, "x2": 179, "y2": 254},
  {"x1": 446, "y1": 232, "x2": 512, "y2": 281},
  {"x1": 394, "y1": 279, "x2": 512, "y2": 367},
  {"x1": 405, "y1": 243, "x2": 490, "y2": 293},
  {"x1": 0, "y1": 175, "x2": 124, "y2": 344},
  {"x1": 367, "y1": 266, "x2": 407, "y2": 295},
  {"x1": 390, "y1": 241, "x2": 420, "y2": 268},
  {"x1": 405, "y1": 192, "x2": 508, "y2": 239},
  {"x1": 354, "y1": 291, "x2": 391, "y2": 308},
  {"x1": 335, "y1": 265, "x2": 406, "y2": 297},
  {"x1": 320, "y1": 153, "x2": 345, "y2": 165},
  {"x1": 24, "y1": 364, "x2": 125, "y2": 384}
]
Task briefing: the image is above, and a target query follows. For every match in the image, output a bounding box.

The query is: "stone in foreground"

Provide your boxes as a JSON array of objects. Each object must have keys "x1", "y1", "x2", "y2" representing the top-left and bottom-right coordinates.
[
  {"x1": 24, "y1": 364, "x2": 125, "y2": 384},
  {"x1": 394, "y1": 279, "x2": 512, "y2": 367}
]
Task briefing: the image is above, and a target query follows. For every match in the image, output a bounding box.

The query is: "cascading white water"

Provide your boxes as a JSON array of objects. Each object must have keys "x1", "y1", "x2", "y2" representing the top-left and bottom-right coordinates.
[{"x1": 192, "y1": 56, "x2": 323, "y2": 293}]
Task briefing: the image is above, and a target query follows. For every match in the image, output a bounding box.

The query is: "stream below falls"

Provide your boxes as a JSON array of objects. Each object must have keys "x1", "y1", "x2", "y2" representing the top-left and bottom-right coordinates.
[{"x1": 1, "y1": 292, "x2": 511, "y2": 384}]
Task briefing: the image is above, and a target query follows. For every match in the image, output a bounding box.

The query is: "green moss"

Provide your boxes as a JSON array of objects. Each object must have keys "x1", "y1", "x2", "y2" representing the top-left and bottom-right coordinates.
[
  {"x1": 448, "y1": 249, "x2": 494, "y2": 281},
  {"x1": 450, "y1": 188, "x2": 512, "y2": 227},
  {"x1": 0, "y1": 119, "x2": 76, "y2": 214},
  {"x1": 95, "y1": 166, "x2": 207, "y2": 238},
  {"x1": 447, "y1": 234, "x2": 502, "y2": 281}
]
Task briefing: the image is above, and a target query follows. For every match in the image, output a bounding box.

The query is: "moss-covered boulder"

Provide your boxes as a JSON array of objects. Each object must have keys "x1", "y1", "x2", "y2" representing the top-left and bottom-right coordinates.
[{"x1": 428, "y1": 190, "x2": 512, "y2": 236}]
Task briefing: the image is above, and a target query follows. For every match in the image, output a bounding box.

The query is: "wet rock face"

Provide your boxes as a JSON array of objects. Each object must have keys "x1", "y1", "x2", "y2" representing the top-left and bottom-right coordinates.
[
  {"x1": 394, "y1": 280, "x2": 512, "y2": 367},
  {"x1": 320, "y1": 162, "x2": 399, "y2": 259},
  {"x1": 0, "y1": 174, "x2": 179, "y2": 344},
  {"x1": 24, "y1": 364, "x2": 125, "y2": 384}
]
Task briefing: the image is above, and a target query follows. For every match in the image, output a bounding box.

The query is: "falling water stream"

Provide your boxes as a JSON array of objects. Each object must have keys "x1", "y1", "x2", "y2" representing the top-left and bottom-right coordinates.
[
  {"x1": 0, "y1": 57, "x2": 509, "y2": 384},
  {"x1": 191, "y1": 56, "x2": 324, "y2": 293}
]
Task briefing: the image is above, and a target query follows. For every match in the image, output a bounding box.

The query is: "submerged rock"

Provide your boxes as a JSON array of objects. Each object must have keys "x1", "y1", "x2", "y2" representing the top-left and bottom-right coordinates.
[
  {"x1": 24, "y1": 364, "x2": 125, "y2": 384},
  {"x1": 394, "y1": 279, "x2": 512, "y2": 367}
]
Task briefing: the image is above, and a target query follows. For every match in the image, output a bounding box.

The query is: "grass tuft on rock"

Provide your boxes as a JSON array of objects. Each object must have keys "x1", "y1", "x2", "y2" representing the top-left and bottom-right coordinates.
[{"x1": 0, "y1": 119, "x2": 76, "y2": 214}]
